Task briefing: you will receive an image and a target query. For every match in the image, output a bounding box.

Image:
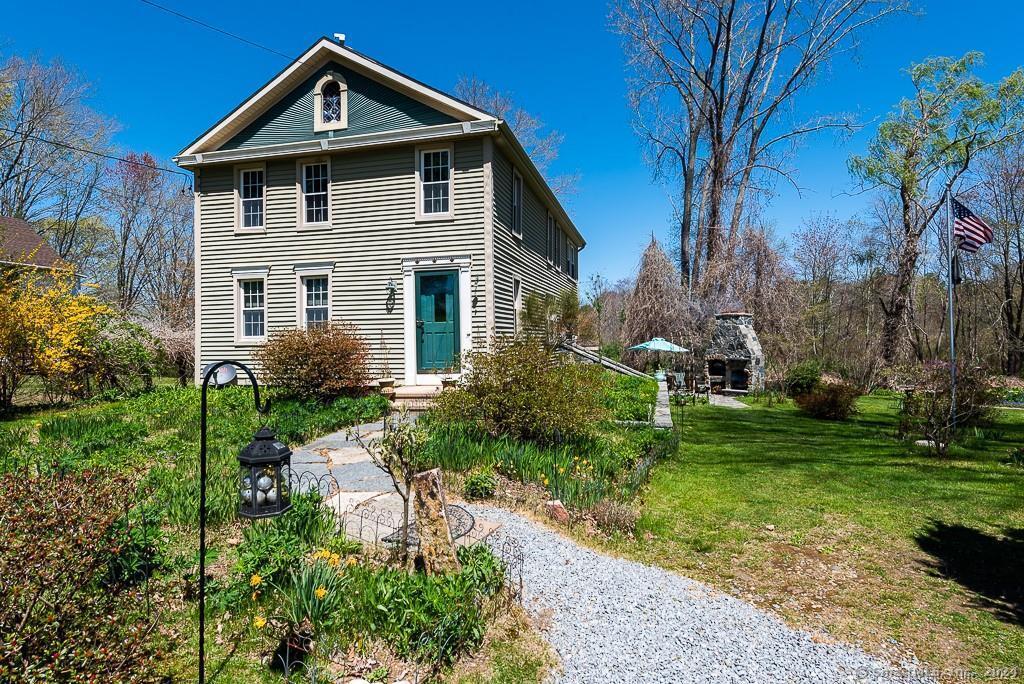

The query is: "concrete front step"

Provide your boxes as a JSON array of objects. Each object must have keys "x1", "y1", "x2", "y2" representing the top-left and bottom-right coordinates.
[{"x1": 391, "y1": 384, "x2": 442, "y2": 411}]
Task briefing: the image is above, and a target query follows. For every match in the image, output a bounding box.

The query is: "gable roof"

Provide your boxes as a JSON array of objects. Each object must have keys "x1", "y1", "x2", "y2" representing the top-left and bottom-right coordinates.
[
  {"x1": 0, "y1": 217, "x2": 65, "y2": 269},
  {"x1": 179, "y1": 37, "x2": 497, "y2": 157}
]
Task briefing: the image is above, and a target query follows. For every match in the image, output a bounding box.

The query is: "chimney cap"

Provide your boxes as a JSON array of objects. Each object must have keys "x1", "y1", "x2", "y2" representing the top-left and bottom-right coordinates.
[{"x1": 333, "y1": 33, "x2": 346, "y2": 45}]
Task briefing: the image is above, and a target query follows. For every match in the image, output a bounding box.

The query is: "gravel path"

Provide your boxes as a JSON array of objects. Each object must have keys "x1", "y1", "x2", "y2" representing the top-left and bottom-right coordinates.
[{"x1": 469, "y1": 505, "x2": 933, "y2": 684}]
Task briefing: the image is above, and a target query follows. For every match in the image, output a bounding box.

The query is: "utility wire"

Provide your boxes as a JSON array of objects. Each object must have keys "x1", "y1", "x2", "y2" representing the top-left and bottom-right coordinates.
[
  {"x1": 138, "y1": 0, "x2": 296, "y2": 62},
  {"x1": 0, "y1": 127, "x2": 191, "y2": 178}
]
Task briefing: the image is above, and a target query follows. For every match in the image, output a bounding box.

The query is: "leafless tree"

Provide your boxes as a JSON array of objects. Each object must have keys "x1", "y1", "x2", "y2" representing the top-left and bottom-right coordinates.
[
  {"x1": 614, "y1": 0, "x2": 902, "y2": 290},
  {"x1": 454, "y1": 75, "x2": 579, "y2": 197}
]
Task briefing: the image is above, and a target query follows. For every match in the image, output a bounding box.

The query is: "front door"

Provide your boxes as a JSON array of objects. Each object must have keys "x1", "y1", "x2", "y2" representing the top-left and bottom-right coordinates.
[{"x1": 416, "y1": 270, "x2": 459, "y2": 373}]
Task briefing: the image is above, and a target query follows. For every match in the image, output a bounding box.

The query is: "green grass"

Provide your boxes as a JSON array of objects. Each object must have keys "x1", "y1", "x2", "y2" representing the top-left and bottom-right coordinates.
[{"x1": 603, "y1": 394, "x2": 1024, "y2": 675}]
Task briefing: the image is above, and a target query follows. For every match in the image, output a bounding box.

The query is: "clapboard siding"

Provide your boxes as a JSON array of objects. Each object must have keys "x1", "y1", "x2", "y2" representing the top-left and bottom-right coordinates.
[
  {"x1": 196, "y1": 139, "x2": 486, "y2": 382},
  {"x1": 491, "y1": 149, "x2": 578, "y2": 334},
  {"x1": 222, "y1": 62, "x2": 457, "y2": 150}
]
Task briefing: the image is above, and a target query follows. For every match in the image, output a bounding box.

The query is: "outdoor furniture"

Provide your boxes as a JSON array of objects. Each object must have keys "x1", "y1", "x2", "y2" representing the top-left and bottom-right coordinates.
[{"x1": 381, "y1": 504, "x2": 475, "y2": 547}]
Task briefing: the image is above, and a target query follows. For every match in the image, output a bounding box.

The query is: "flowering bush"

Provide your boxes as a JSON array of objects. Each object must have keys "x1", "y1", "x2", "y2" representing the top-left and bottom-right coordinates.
[
  {"x1": 0, "y1": 471, "x2": 158, "y2": 682},
  {"x1": 255, "y1": 323, "x2": 370, "y2": 401}
]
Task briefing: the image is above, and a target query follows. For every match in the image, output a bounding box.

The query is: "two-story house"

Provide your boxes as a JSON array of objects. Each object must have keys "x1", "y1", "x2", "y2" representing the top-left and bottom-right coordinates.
[{"x1": 175, "y1": 36, "x2": 584, "y2": 389}]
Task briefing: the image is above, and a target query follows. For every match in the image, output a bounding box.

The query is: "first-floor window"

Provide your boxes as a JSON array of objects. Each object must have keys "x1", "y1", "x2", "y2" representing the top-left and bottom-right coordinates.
[
  {"x1": 239, "y1": 279, "x2": 266, "y2": 339},
  {"x1": 240, "y1": 167, "x2": 264, "y2": 229},
  {"x1": 302, "y1": 161, "x2": 329, "y2": 224},
  {"x1": 513, "y1": 277, "x2": 523, "y2": 333},
  {"x1": 420, "y1": 148, "x2": 451, "y2": 215},
  {"x1": 303, "y1": 275, "x2": 329, "y2": 327}
]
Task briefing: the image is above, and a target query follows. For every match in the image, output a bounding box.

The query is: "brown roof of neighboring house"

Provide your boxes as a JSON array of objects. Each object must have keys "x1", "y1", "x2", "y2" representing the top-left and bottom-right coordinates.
[{"x1": 0, "y1": 216, "x2": 65, "y2": 269}]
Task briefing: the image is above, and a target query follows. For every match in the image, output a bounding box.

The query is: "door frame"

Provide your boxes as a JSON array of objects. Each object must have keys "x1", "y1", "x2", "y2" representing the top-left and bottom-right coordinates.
[
  {"x1": 414, "y1": 269, "x2": 460, "y2": 374},
  {"x1": 402, "y1": 255, "x2": 473, "y2": 386}
]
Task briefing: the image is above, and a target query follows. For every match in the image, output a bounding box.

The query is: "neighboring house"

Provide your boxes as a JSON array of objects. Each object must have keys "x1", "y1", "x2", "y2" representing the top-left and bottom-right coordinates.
[
  {"x1": 0, "y1": 216, "x2": 66, "y2": 273},
  {"x1": 175, "y1": 36, "x2": 584, "y2": 388}
]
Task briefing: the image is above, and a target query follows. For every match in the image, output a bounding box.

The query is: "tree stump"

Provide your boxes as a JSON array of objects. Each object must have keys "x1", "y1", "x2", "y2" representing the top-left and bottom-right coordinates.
[{"x1": 411, "y1": 468, "x2": 461, "y2": 574}]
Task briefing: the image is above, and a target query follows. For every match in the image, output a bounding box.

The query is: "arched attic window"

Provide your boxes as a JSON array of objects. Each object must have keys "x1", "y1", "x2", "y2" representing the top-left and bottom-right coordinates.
[{"x1": 314, "y1": 72, "x2": 348, "y2": 132}]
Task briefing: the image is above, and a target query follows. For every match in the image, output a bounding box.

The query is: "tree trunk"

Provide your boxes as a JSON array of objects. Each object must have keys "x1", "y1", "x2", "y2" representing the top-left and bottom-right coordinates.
[{"x1": 411, "y1": 469, "x2": 460, "y2": 575}]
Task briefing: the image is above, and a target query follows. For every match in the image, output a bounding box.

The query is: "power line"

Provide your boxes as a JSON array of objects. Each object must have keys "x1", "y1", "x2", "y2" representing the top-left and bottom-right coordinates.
[
  {"x1": 0, "y1": 127, "x2": 191, "y2": 178},
  {"x1": 138, "y1": 0, "x2": 296, "y2": 62}
]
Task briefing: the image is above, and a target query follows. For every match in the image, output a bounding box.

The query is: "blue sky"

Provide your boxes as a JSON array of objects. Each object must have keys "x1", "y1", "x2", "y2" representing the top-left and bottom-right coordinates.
[{"x1": 4, "y1": 1, "x2": 1024, "y2": 284}]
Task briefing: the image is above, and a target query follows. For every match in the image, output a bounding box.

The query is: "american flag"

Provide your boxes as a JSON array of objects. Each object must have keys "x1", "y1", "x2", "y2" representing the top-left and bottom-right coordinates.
[{"x1": 951, "y1": 197, "x2": 993, "y2": 253}]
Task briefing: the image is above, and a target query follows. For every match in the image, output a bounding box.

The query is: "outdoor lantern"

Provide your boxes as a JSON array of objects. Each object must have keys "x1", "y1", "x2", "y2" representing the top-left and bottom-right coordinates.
[{"x1": 237, "y1": 427, "x2": 292, "y2": 519}]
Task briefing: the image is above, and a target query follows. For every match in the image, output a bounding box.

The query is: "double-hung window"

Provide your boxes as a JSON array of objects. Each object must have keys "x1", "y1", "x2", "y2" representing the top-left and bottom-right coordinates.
[
  {"x1": 301, "y1": 161, "x2": 329, "y2": 225},
  {"x1": 239, "y1": 167, "x2": 265, "y2": 230},
  {"x1": 302, "y1": 276, "x2": 329, "y2": 327},
  {"x1": 239, "y1": 279, "x2": 266, "y2": 340},
  {"x1": 556, "y1": 230, "x2": 566, "y2": 272},
  {"x1": 420, "y1": 148, "x2": 451, "y2": 216},
  {"x1": 511, "y1": 170, "x2": 524, "y2": 237},
  {"x1": 568, "y1": 243, "x2": 578, "y2": 280}
]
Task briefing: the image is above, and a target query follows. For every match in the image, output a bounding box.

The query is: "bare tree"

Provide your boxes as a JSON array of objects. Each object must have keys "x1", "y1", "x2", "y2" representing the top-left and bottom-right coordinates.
[
  {"x1": 454, "y1": 75, "x2": 579, "y2": 197},
  {"x1": 614, "y1": 0, "x2": 902, "y2": 291}
]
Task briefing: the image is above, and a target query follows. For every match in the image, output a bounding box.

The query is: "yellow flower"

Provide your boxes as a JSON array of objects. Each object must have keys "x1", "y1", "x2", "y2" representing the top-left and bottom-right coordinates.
[
  {"x1": 346, "y1": 556, "x2": 357, "y2": 567},
  {"x1": 314, "y1": 586, "x2": 327, "y2": 600},
  {"x1": 253, "y1": 616, "x2": 267, "y2": 629},
  {"x1": 249, "y1": 574, "x2": 262, "y2": 588},
  {"x1": 328, "y1": 553, "x2": 341, "y2": 567}
]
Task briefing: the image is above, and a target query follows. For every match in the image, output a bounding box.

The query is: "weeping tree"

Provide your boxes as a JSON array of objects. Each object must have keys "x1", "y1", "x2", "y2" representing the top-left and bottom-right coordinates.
[{"x1": 622, "y1": 238, "x2": 686, "y2": 367}]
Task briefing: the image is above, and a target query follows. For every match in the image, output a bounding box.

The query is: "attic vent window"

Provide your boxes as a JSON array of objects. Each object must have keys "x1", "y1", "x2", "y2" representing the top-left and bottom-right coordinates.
[
  {"x1": 314, "y1": 73, "x2": 348, "y2": 132},
  {"x1": 322, "y1": 81, "x2": 342, "y2": 123}
]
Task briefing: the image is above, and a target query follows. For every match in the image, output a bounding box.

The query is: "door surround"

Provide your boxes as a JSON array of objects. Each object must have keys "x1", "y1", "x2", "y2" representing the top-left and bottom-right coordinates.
[{"x1": 402, "y1": 255, "x2": 472, "y2": 385}]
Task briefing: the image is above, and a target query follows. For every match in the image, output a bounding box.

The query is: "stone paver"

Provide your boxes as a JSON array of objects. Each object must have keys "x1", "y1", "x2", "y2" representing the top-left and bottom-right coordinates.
[
  {"x1": 710, "y1": 394, "x2": 749, "y2": 409},
  {"x1": 654, "y1": 380, "x2": 673, "y2": 429}
]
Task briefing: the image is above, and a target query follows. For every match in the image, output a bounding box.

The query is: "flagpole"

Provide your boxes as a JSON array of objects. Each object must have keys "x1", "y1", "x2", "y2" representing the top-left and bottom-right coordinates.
[{"x1": 946, "y1": 188, "x2": 957, "y2": 432}]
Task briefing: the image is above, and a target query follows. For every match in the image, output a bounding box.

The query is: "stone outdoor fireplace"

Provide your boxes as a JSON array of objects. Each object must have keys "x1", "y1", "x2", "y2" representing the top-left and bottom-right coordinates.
[{"x1": 704, "y1": 312, "x2": 765, "y2": 394}]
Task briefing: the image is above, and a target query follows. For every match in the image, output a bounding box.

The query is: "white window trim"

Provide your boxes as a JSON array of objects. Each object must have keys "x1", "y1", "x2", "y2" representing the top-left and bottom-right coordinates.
[
  {"x1": 293, "y1": 262, "x2": 335, "y2": 329},
  {"x1": 415, "y1": 144, "x2": 455, "y2": 222},
  {"x1": 512, "y1": 276, "x2": 523, "y2": 334},
  {"x1": 511, "y1": 169, "x2": 524, "y2": 238},
  {"x1": 235, "y1": 163, "x2": 266, "y2": 234},
  {"x1": 295, "y1": 157, "x2": 332, "y2": 229},
  {"x1": 545, "y1": 212, "x2": 555, "y2": 265},
  {"x1": 232, "y1": 266, "x2": 270, "y2": 344},
  {"x1": 313, "y1": 72, "x2": 349, "y2": 132}
]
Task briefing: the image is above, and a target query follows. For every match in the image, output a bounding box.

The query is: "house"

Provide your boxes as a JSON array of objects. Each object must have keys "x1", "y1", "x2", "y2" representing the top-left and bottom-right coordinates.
[
  {"x1": 175, "y1": 36, "x2": 584, "y2": 389},
  {"x1": 0, "y1": 216, "x2": 66, "y2": 273}
]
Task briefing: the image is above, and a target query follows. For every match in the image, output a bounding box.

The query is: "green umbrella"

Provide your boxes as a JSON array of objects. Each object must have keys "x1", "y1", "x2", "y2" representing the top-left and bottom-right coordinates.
[{"x1": 627, "y1": 337, "x2": 689, "y2": 353}]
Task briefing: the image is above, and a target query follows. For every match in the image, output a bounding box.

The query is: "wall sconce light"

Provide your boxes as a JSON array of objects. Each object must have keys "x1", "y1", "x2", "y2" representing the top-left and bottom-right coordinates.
[
  {"x1": 385, "y1": 277, "x2": 397, "y2": 314},
  {"x1": 386, "y1": 278, "x2": 397, "y2": 295}
]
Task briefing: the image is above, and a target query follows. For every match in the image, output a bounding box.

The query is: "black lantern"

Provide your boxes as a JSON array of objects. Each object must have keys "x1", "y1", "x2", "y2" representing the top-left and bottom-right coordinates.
[{"x1": 237, "y1": 427, "x2": 292, "y2": 519}]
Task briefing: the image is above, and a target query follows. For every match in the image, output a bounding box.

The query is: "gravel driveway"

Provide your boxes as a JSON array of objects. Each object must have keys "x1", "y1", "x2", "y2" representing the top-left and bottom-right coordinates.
[{"x1": 470, "y1": 505, "x2": 933, "y2": 684}]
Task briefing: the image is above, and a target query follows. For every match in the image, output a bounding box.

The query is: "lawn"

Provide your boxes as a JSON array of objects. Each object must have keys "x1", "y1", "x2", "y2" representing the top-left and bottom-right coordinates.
[{"x1": 604, "y1": 394, "x2": 1024, "y2": 679}]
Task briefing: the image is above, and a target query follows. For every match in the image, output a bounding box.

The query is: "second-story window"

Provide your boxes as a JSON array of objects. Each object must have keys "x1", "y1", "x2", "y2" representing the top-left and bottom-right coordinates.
[
  {"x1": 546, "y1": 214, "x2": 556, "y2": 263},
  {"x1": 302, "y1": 161, "x2": 329, "y2": 225},
  {"x1": 511, "y1": 170, "x2": 524, "y2": 237},
  {"x1": 240, "y1": 168, "x2": 264, "y2": 229},
  {"x1": 568, "y1": 243, "x2": 578, "y2": 280},
  {"x1": 420, "y1": 149, "x2": 451, "y2": 216}
]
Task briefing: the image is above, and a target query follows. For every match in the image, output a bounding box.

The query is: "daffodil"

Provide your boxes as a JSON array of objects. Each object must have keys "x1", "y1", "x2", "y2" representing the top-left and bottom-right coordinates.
[
  {"x1": 253, "y1": 616, "x2": 267, "y2": 629},
  {"x1": 249, "y1": 574, "x2": 262, "y2": 588},
  {"x1": 314, "y1": 586, "x2": 327, "y2": 600},
  {"x1": 328, "y1": 553, "x2": 341, "y2": 567},
  {"x1": 346, "y1": 556, "x2": 357, "y2": 567}
]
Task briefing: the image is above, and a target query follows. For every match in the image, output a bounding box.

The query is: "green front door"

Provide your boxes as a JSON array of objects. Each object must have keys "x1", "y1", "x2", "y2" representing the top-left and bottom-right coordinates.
[{"x1": 416, "y1": 270, "x2": 459, "y2": 373}]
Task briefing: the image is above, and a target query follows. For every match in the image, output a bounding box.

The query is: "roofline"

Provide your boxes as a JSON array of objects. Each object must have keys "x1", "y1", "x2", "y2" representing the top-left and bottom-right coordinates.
[
  {"x1": 0, "y1": 259, "x2": 72, "y2": 272},
  {"x1": 179, "y1": 36, "x2": 496, "y2": 157},
  {"x1": 495, "y1": 121, "x2": 584, "y2": 248}
]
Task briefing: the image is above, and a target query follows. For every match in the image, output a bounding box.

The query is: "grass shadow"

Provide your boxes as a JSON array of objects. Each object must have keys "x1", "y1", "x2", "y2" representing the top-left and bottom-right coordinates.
[{"x1": 915, "y1": 520, "x2": 1024, "y2": 626}]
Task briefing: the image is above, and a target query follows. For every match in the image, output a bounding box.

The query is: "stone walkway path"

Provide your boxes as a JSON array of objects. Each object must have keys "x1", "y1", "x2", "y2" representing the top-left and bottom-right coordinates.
[{"x1": 710, "y1": 394, "x2": 749, "y2": 409}]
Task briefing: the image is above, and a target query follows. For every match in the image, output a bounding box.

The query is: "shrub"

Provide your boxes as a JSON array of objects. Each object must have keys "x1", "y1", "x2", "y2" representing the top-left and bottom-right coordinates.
[
  {"x1": 587, "y1": 499, "x2": 639, "y2": 534},
  {"x1": 255, "y1": 323, "x2": 370, "y2": 401},
  {"x1": 77, "y1": 316, "x2": 159, "y2": 398},
  {"x1": 785, "y1": 361, "x2": 822, "y2": 397},
  {"x1": 463, "y1": 468, "x2": 498, "y2": 500},
  {"x1": 0, "y1": 471, "x2": 158, "y2": 682},
  {"x1": 605, "y1": 374, "x2": 658, "y2": 421},
  {"x1": 793, "y1": 383, "x2": 862, "y2": 420},
  {"x1": 431, "y1": 336, "x2": 608, "y2": 443},
  {"x1": 898, "y1": 362, "x2": 999, "y2": 456}
]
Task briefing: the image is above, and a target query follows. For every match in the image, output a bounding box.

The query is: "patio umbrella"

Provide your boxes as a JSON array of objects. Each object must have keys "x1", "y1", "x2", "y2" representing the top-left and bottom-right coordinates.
[{"x1": 627, "y1": 337, "x2": 689, "y2": 353}]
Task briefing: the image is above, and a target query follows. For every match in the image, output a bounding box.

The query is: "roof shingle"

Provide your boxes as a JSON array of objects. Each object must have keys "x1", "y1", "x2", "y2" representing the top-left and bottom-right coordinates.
[{"x1": 0, "y1": 216, "x2": 64, "y2": 269}]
